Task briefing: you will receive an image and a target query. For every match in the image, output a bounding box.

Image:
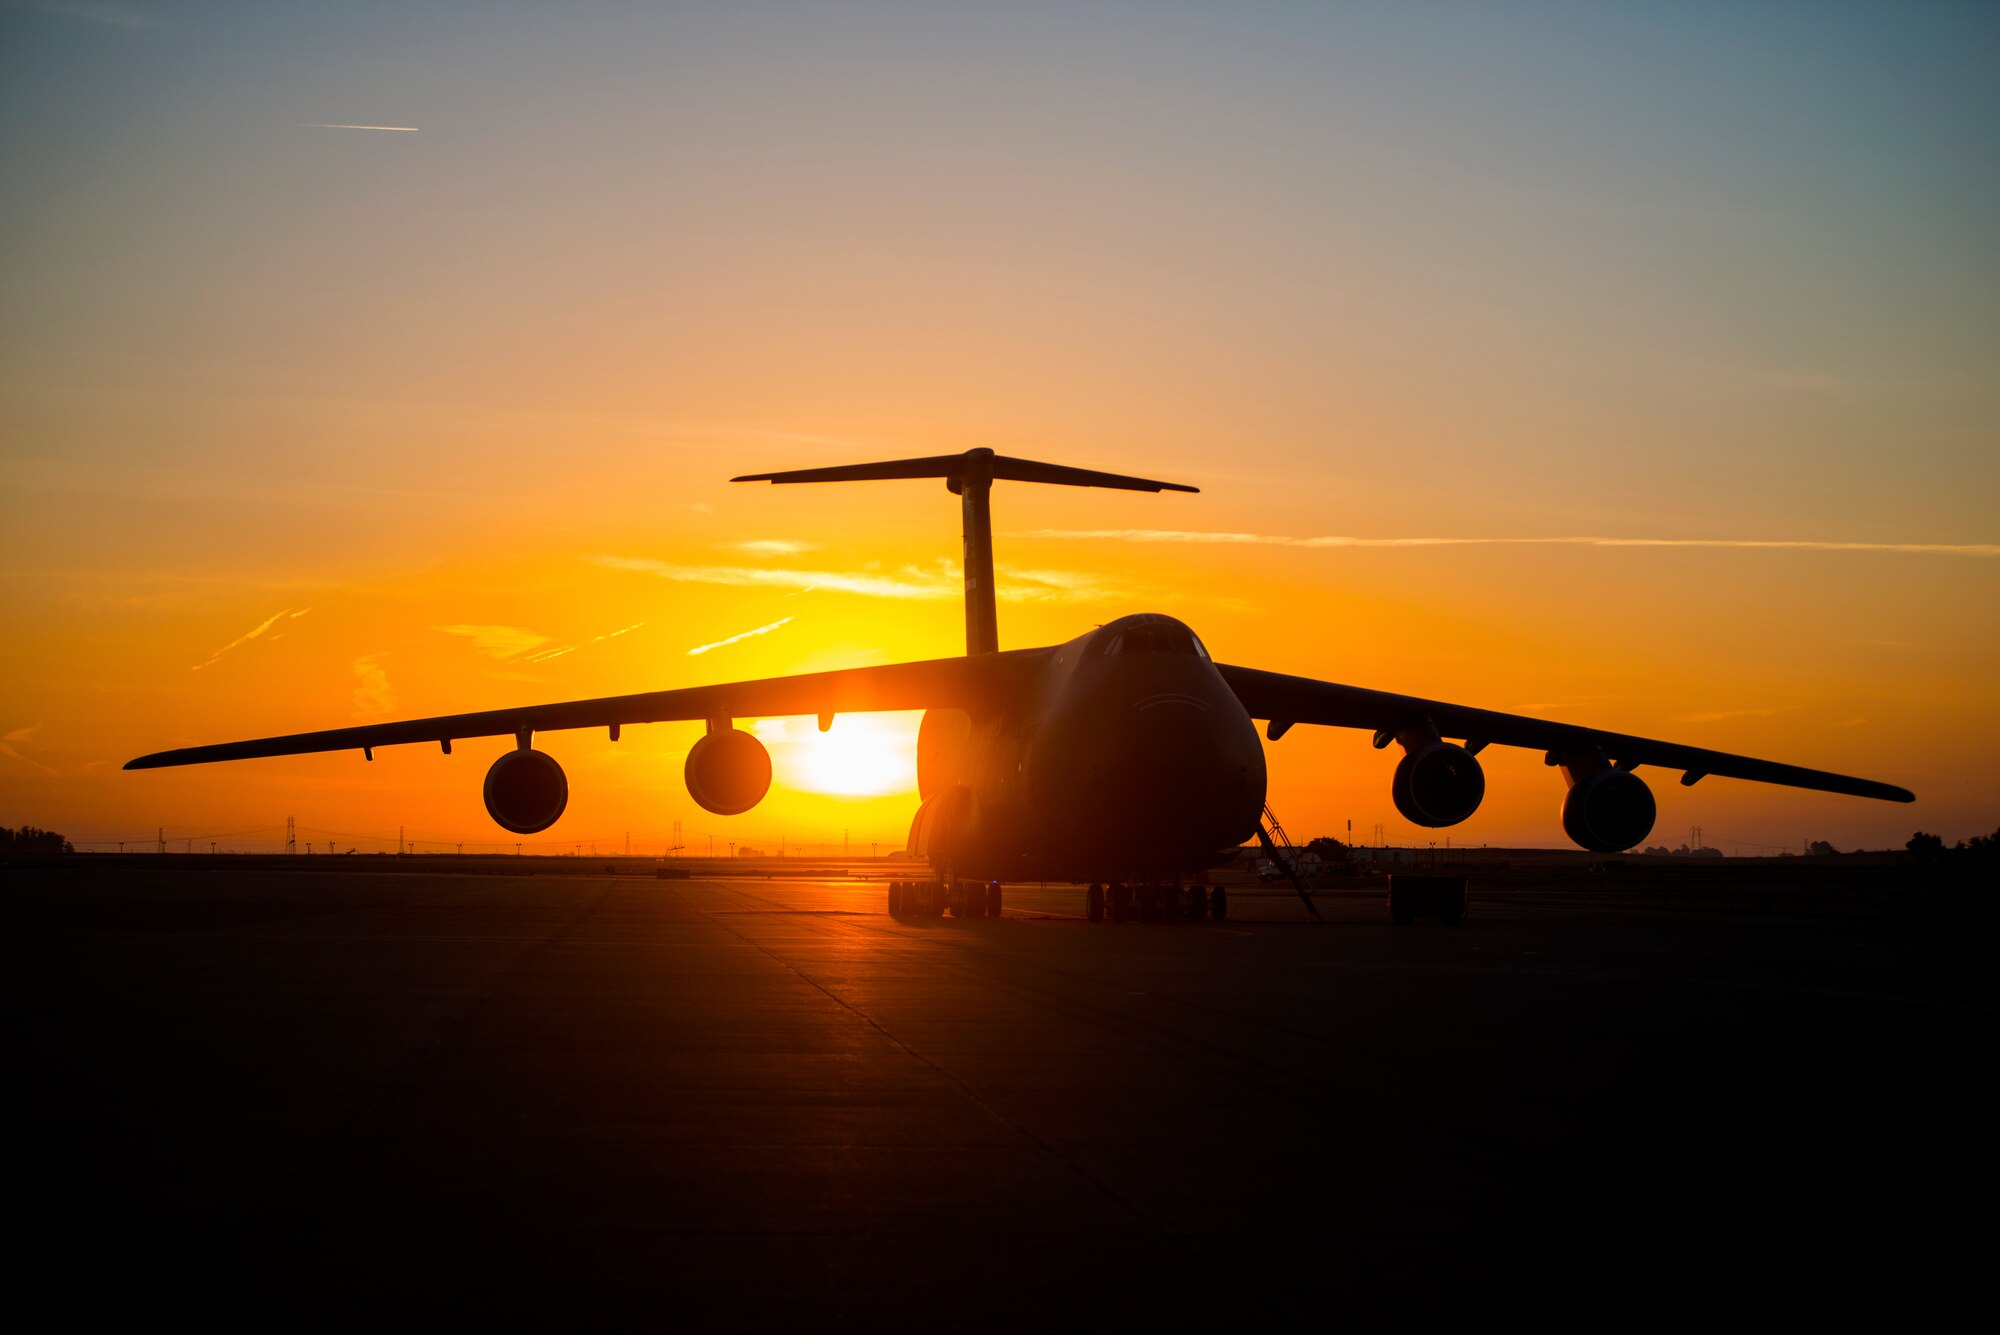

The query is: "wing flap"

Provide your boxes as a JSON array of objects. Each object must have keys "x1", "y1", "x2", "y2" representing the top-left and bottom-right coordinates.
[
  {"x1": 126, "y1": 650, "x2": 1045, "y2": 770},
  {"x1": 1217, "y1": 663, "x2": 1914, "y2": 803}
]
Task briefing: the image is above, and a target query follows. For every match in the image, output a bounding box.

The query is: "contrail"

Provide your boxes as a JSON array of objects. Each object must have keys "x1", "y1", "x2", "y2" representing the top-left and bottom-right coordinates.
[
  {"x1": 688, "y1": 616, "x2": 794, "y2": 656},
  {"x1": 1017, "y1": 530, "x2": 2000, "y2": 557},
  {"x1": 295, "y1": 123, "x2": 420, "y2": 132},
  {"x1": 193, "y1": 607, "x2": 310, "y2": 671}
]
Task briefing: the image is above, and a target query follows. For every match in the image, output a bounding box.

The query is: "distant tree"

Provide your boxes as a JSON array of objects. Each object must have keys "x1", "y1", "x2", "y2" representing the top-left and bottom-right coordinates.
[
  {"x1": 1906, "y1": 832, "x2": 1945, "y2": 863},
  {"x1": 1, "y1": 826, "x2": 74, "y2": 855},
  {"x1": 1966, "y1": 827, "x2": 1999, "y2": 864},
  {"x1": 1807, "y1": 840, "x2": 1837, "y2": 857},
  {"x1": 1304, "y1": 836, "x2": 1349, "y2": 862}
]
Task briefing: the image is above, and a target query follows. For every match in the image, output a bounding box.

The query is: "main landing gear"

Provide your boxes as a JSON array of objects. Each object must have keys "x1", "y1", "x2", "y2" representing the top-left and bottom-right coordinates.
[
  {"x1": 1086, "y1": 882, "x2": 1225, "y2": 924},
  {"x1": 887, "y1": 879, "x2": 1003, "y2": 919}
]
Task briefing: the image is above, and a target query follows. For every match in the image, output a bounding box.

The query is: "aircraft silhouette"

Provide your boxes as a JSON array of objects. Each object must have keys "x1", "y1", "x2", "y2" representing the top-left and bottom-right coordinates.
[{"x1": 128, "y1": 449, "x2": 1913, "y2": 921}]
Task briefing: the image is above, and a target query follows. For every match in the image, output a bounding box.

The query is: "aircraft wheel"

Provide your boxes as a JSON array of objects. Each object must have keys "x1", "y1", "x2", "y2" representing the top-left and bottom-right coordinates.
[
  {"x1": 1109, "y1": 883, "x2": 1130, "y2": 923},
  {"x1": 1187, "y1": 885, "x2": 1207, "y2": 920},
  {"x1": 986, "y1": 881, "x2": 1004, "y2": 917},
  {"x1": 950, "y1": 881, "x2": 970, "y2": 917},
  {"x1": 1158, "y1": 885, "x2": 1182, "y2": 923},
  {"x1": 1209, "y1": 886, "x2": 1228, "y2": 922},
  {"x1": 889, "y1": 882, "x2": 903, "y2": 916},
  {"x1": 1086, "y1": 883, "x2": 1105, "y2": 922},
  {"x1": 1136, "y1": 884, "x2": 1156, "y2": 922}
]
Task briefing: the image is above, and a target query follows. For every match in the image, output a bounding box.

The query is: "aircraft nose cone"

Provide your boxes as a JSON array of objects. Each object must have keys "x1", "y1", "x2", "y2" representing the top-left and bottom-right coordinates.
[{"x1": 1104, "y1": 694, "x2": 1263, "y2": 848}]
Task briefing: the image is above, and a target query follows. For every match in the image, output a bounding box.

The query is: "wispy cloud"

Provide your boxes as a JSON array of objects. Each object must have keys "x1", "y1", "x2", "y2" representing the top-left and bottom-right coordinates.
[
  {"x1": 351, "y1": 655, "x2": 394, "y2": 720},
  {"x1": 435, "y1": 624, "x2": 552, "y2": 660},
  {"x1": 600, "y1": 555, "x2": 960, "y2": 600},
  {"x1": 689, "y1": 616, "x2": 795, "y2": 656},
  {"x1": 192, "y1": 607, "x2": 309, "y2": 671},
  {"x1": 295, "y1": 123, "x2": 420, "y2": 132},
  {"x1": 36, "y1": 2, "x2": 149, "y2": 31},
  {"x1": 1, "y1": 725, "x2": 58, "y2": 775},
  {"x1": 727, "y1": 539, "x2": 816, "y2": 556},
  {"x1": 1017, "y1": 529, "x2": 2000, "y2": 556},
  {"x1": 1676, "y1": 706, "x2": 1793, "y2": 724},
  {"x1": 437, "y1": 620, "x2": 644, "y2": 666},
  {"x1": 598, "y1": 555, "x2": 1118, "y2": 603}
]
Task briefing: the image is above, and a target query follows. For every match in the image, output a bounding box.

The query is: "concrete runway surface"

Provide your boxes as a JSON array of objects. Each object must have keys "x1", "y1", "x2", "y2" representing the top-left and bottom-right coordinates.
[{"x1": 5, "y1": 864, "x2": 1991, "y2": 1326}]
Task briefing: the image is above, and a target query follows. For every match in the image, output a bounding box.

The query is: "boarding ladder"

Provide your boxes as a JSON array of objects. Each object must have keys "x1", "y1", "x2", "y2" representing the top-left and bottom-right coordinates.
[{"x1": 1256, "y1": 803, "x2": 1321, "y2": 921}]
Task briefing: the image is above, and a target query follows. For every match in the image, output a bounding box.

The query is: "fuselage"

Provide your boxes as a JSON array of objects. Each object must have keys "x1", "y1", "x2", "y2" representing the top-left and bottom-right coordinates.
[{"x1": 915, "y1": 614, "x2": 1266, "y2": 882}]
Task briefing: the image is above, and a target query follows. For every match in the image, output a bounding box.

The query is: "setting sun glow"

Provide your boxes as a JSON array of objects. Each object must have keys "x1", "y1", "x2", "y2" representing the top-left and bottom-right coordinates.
[{"x1": 769, "y1": 715, "x2": 920, "y2": 799}]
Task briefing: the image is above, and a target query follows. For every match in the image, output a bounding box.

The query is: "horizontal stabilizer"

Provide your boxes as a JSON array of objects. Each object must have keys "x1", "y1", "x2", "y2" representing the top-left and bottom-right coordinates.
[{"x1": 733, "y1": 446, "x2": 1196, "y2": 494}]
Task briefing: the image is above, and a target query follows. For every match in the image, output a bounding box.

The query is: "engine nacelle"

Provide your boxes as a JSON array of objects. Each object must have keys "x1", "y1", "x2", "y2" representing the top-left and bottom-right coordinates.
[
  {"x1": 1561, "y1": 768, "x2": 1657, "y2": 852},
  {"x1": 484, "y1": 748, "x2": 568, "y2": 834},
  {"x1": 685, "y1": 727, "x2": 772, "y2": 816},
  {"x1": 1391, "y1": 742, "x2": 1486, "y2": 828}
]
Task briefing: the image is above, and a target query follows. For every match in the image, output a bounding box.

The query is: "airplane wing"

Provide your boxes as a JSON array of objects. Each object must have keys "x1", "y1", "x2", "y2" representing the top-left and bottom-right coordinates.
[
  {"x1": 126, "y1": 649, "x2": 1047, "y2": 770},
  {"x1": 1215, "y1": 663, "x2": 1914, "y2": 803}
]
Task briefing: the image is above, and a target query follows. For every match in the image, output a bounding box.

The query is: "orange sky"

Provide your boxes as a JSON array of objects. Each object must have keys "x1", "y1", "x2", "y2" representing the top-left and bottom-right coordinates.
[{"x1": 4, "y1": 4, "x2": 1996, "y2": 854}]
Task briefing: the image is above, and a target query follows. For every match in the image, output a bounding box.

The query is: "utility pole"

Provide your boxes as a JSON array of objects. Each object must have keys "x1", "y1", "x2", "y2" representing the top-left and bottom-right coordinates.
[
  {"x1": 286, "y1": 816, "x2": 296, "y2": 854},
  {"x1": 157, "y1": 827, "x2": 165, "y2": 854}
]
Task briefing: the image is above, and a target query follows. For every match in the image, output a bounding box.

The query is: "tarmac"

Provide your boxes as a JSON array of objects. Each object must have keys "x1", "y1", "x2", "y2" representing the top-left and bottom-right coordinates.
[{"x1": 5, "y1": 861, "x2": 1991, "y2": 1326}]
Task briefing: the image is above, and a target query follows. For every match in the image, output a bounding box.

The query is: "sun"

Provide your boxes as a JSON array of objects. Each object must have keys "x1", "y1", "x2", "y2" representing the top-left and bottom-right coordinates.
[{"x1": 787, "y1": 714, "x2": 920, "y2": 797}]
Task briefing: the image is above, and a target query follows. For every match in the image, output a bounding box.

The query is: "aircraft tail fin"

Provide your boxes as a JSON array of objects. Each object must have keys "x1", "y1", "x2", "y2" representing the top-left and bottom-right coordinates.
[{"x1": 734, "y1": 447, "x2": 1196, "y2": 654}]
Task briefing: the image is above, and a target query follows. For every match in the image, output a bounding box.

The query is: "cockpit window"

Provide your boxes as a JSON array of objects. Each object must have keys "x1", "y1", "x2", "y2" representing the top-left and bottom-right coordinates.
[
  {"x1": 1085, "y1": 621, "x2": 1211, "y2": 659},
  {"x1": 1105, "y1": 626, "x2": 1208, "y2": 658}
]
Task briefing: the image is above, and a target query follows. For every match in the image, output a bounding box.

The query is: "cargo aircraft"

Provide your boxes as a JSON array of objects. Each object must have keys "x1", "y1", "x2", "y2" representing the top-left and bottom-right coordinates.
[{"x1": 128, "y1": 450, "x2": 1913, "y2": 922}]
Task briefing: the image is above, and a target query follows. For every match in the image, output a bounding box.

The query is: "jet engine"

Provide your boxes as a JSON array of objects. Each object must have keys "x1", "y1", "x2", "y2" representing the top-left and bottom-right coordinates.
[
  {"x1": 484, "y1": 748, "x2": 568, "y2": 834},
  {"x1": 1560, "y1": 767, "x2": 1657, "y2": 852},
  {"x1": 686, "y1": 727, "x2": 772, "y2": 816},
  {"x1": 1391, "y1": 742, "x2": 1486, "y2": 827}
]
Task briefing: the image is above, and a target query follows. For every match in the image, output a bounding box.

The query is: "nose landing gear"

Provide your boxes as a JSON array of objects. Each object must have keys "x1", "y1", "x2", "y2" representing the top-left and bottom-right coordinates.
[
  {"x1": 888, "y1": 878, "x2": 1004, "y2": 918},
  {"x1": 1089, "y1": 880, "x2": 1223, "y2": 923}
]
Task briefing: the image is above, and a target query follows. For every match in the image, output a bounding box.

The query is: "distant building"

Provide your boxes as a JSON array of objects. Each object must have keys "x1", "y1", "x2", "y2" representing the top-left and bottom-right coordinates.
[{"x1": 1350, "y1": 847, "x2": 1419, "y2": 866}]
